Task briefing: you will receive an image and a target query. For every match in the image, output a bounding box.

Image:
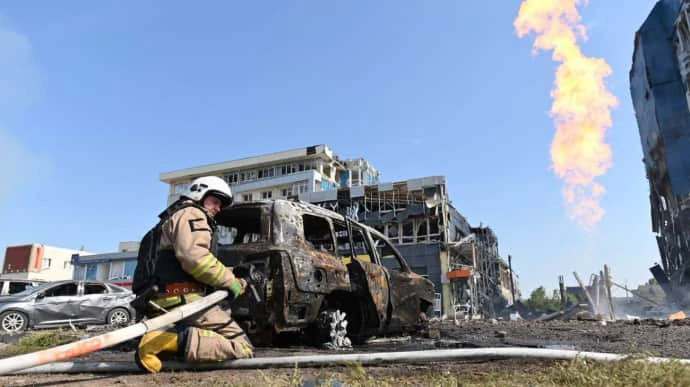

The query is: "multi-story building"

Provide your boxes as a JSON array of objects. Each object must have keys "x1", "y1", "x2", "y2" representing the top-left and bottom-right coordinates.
[
  {"x1": 159, "y1": 144, "x2": 379, "y2": 206},
  {"x1": 631, "y1": 0, "x2": 690, "y2": 307},
  {"x1": 2, "y1": 244, "x2": 93, "y2": 281}
]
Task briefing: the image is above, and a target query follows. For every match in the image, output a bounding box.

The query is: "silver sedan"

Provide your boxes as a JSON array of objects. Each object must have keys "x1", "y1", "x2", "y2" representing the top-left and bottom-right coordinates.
[{"x1": 0, "y1": 280, "x2": 136, "y2": 334}]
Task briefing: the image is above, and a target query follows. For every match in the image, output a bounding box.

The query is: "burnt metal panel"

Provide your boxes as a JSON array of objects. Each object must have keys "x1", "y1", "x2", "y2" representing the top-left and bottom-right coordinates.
[{"x1": 631, "y1": 0, "x2": 690, "y2": 306}]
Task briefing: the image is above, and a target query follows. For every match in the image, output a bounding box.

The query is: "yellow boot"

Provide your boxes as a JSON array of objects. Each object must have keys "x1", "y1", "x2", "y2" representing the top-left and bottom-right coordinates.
[{"x1": 135, "y1": 330, "x2": 179, "y2": 373}]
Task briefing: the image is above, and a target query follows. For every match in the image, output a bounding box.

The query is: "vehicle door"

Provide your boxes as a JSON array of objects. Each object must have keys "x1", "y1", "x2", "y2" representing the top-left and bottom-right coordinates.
[
  {"x1": 79, "y1": 282, "x2": 111, "y2": 323},
  {"x1": 370, "y1": 233, "x2": 421, "y2": 330},
  {"x1": 335, "y1": 219, "x2": 389, "y2": 330},
  {"x1": 32, "y1": 282, "x2": 80, "y2": 325}
]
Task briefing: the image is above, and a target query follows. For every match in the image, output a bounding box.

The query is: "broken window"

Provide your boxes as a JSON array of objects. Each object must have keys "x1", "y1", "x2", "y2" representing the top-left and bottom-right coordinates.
[
  {"x1": 351, "y1": 228, "x2": 373, "y2": 262},
  {"x1": 402, "y1": 220, "x2": 414, "y2": 244},
  {"x1": 334, "y1": 221, "x2": 351, "y2": 259},
  {"x1": 371, "y1": 234, "x2": 404, "y2": 272},
  {"x1": 415, "y1": 218, "x2": 428, "y2": 242},
  {"x1": 428, "y1": 217, "x2": 441, "y2": 242},
  {"x1": 216, "y1": 207, "x2": 265, "y2": 245},
  {"x1": 386, "y1": 223, "x2": 399, "y2": 243},
  {"x1": 303, "y1": 215, "x2": 334, "y2": 253},
  {"x1": 333, "y1": 222, "x2": 372, "y2": 263}
]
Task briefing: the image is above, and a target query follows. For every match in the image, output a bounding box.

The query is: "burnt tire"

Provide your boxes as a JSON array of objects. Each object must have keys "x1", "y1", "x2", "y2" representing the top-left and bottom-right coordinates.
[
  {"x1": 107, "y1": 308, "x2": 131, "y2": 327},
  {"x1": 0, "y1": 311, "x2": 28, "y2": 334}
]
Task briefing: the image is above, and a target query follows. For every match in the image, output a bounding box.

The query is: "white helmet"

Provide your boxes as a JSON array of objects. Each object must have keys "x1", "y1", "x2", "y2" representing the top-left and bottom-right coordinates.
[{"x1": 186, "y1": 176, "x2": 233, "y2": 207}]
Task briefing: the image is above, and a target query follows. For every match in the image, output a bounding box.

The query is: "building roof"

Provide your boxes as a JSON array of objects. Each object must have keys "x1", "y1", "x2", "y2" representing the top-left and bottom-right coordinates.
[{"x1": 160, "y1": 144, "x2": 334, "y2": 183}]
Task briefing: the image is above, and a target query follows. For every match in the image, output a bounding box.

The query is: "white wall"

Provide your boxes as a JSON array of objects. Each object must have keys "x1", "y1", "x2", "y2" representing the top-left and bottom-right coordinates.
[{"x1": 31, "y1": 245, "x2": 93, "y2": 281}]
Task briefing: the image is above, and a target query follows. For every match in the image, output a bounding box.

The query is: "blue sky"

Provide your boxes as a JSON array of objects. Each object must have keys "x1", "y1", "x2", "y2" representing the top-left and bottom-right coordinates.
[{"x1": 0, "y1": 1, "x2": 662, "y2": 297}]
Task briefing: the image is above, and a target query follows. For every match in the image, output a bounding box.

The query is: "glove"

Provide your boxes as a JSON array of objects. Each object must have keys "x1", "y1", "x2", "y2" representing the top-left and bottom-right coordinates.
[{"x1": 228, "y1": 278, "x2": 246, "y2": 299}]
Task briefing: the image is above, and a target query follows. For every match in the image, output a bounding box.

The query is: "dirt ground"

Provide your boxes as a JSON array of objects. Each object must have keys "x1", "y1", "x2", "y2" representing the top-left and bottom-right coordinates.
[{"x1": 1, "y1": 318, "x2": 689, "y2": 386}]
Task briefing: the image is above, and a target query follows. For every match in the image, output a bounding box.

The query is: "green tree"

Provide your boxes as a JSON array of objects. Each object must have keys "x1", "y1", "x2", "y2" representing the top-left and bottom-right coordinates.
[{"x1": 525, "y1": 286, "x2": 562, "y2": 313}]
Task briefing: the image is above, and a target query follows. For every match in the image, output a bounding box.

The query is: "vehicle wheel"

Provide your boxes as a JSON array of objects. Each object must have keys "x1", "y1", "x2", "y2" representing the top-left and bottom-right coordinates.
[
  {"x1": 0, "y1": 311, "x2": 28, "y2": 334},
  {"x1": 107, "y1": 308, "x2": 131, "y2": 327}
]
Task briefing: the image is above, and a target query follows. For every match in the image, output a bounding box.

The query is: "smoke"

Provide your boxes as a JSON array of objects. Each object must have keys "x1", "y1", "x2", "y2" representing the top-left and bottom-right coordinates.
[{"x1": 514, "y1": 0, "x2": 618, "y2": 227}]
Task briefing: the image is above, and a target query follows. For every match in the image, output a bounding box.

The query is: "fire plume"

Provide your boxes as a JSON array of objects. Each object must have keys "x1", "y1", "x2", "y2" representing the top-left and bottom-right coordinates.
[{"x1": 514, "y1": 0, "x2": 618, "y2": 227}]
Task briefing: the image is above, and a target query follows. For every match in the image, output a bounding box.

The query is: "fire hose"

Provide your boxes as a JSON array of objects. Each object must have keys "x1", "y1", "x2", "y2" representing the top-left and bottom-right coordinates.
[
  {"x1": 6, "y1": 347, "x2": 690, "y2": 375},
  {"x1": 0, "y1": 289, "x2": 230, "y2": 375},
  {"x1": 1, "y1": 288, "x2": 690, "y2": 375}
]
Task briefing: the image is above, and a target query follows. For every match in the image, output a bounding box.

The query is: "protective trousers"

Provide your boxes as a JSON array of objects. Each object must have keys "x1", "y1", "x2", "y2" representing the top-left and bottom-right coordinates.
[{"x1": 180, "y1": 304, "x2": 254, "y2": 362}]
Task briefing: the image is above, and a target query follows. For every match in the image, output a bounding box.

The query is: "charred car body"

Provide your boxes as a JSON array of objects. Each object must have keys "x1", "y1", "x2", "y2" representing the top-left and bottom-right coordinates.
[{"x1": 215, "y1": 199, "x2": 435, "y2": 346}]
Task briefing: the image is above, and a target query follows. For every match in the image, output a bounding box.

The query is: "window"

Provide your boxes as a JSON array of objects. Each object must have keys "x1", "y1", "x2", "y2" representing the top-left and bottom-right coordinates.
[
  {"x1": 85, "y1": 264, "x2": 98, "y2": 280},
  {"x1": 124, "y1": 260, "x2": 137, "y2": 280},
  {"x1": 173, "y1": 183, "x2": 190, "y2": 194},
  {"x1": 292, "y1": 181, "x2": 308, "y2": 194},
  {"x1": 261, "y1": 191, "x2": 272, "y2": 199},
  {"x1": 372, "y1": 234, "x2": 405, "y2": 272},
  {"x1": 402, "y1": 220, "x2": 414, "y2": 244},
  {"x1": 303, "y1": 215, "x2": 334, "y2": 252},
  {"x1": 224, "y1": 173, "x2": 239, "y2": 185},
  {"x1": 42, "y1": 258, "x2": 52, "y2": 268},
  {"x1": 74, "y1": 266, "x2": 86, "y2": 280},
  {"x1": 281, "y1": 188, "x2": 293, "y2": 197},
  {"x1": 217, "y1": 207, "x2": 265, "y2": 245},
  {"x1": 386, "y1": 223, "x2": 399, "y2": 242},
  {"x1": 96, "y1": 264, "x2": 108, "y2": 281},
  {"x1": 333, "y1": 221, "x2": 372, "y2": 263},
  {"x1": 415, "y1": 219, "x2": 429, "y2": 242},
  {"x1": 258, "y1": 167, "x2": 275, "y2": 179},
  {"x1": 84, "y1": 283, "x2": 107, "y2": 295},
  {"x1": 44, "y1": 283, "x2": 78, "y2": 297},
  {"x1": 109, "y1": 261, "x2": 125, "y2": 280},
  {"x1": 242, "y1": 194, "x2": 252, "y2": 202},
  {"x1": 8, "y1": 282, "x2": 30, "y2": 294}
]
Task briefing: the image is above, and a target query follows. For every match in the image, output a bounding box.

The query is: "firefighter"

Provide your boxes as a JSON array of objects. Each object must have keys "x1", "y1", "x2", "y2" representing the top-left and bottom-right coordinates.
[{"x1": 135, "y1": 175, "x2": 254, "y2": 373}]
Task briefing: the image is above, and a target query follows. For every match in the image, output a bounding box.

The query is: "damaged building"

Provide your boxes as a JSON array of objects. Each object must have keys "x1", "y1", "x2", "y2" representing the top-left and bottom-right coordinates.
[
  {"x1": 300, "y1": 176, "x2": 520, "y2": 318},
  {"x1": 159, "y1": 145, "x2": 520, "y2": 318},
  {"x1": 631, "y1": 0, "x2": 690, "y2": 307}
]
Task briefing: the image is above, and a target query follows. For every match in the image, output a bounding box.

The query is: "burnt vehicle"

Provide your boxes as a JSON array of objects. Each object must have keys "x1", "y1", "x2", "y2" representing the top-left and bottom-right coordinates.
[{"x1": 215, "y1": 199, "x2": 435, "y2": 346}]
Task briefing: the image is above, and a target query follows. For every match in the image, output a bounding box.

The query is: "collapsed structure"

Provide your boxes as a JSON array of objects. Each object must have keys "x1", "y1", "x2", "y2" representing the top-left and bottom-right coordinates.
[
  {"x1": 631, "y1": 0, "x2": 690, "y2": 308},
  {"x1": 301, "y1": 176, "x2": 520, "y2": 318}
]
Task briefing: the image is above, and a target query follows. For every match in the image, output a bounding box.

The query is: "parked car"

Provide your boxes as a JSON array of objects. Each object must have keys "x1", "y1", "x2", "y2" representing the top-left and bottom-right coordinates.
[
  {"x1": 215, "y1": 199, "x2": 435, "y2": 346},
  {"x1": 0, "y1": 280, "x2": 136, "y2": 334},
  {"x1": 0, "y1": 279, "x2": 45, "y2": 296}
]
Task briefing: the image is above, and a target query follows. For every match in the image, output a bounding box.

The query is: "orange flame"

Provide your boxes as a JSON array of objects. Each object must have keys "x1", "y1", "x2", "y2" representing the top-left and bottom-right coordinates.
[{"x1": 514, "y1": 0, "x2": 618, "y2": 227}]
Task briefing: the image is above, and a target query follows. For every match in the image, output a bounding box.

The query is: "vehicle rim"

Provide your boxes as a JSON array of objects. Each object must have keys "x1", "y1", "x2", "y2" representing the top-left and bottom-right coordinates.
[
  {"x1": 110, "y1": 309, "x2": 129, "y2": 326},
  {"x1": 2, "y1": 312, "x2": 25, "y2": 333}
]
